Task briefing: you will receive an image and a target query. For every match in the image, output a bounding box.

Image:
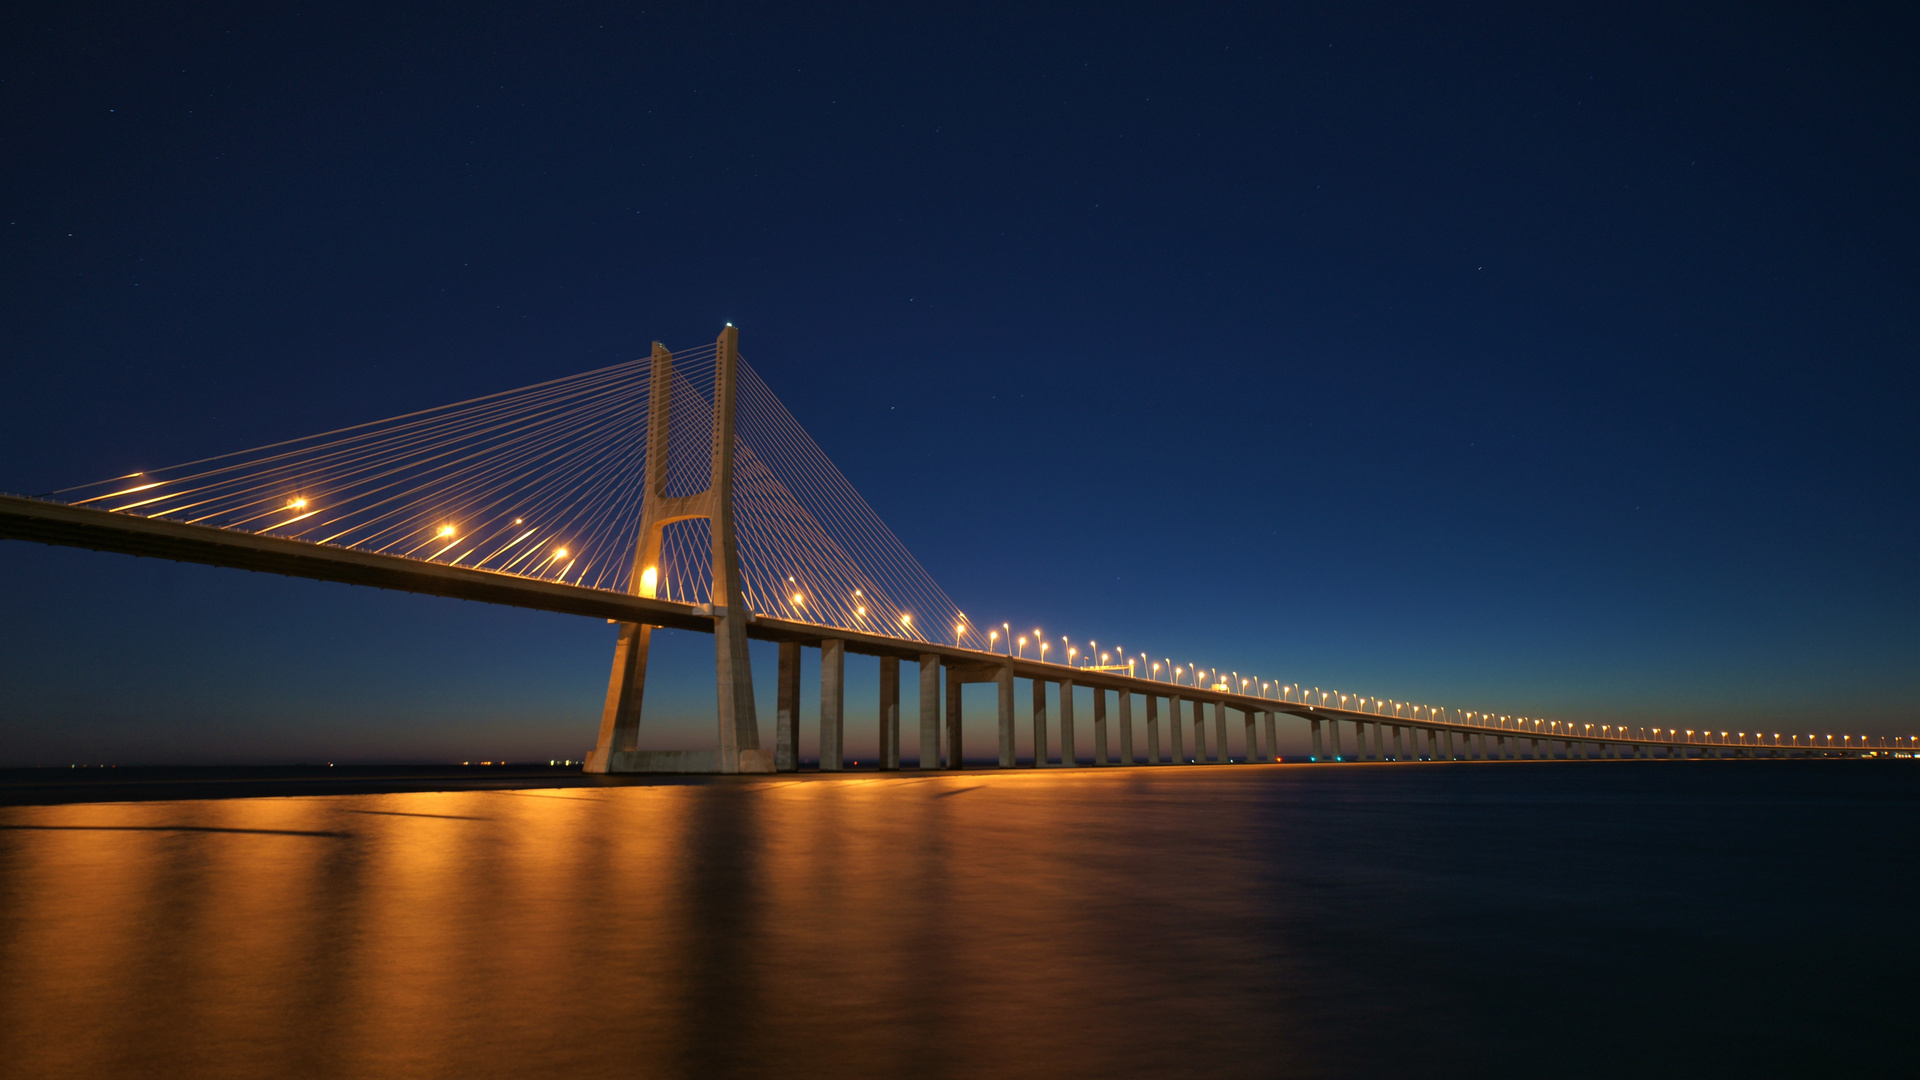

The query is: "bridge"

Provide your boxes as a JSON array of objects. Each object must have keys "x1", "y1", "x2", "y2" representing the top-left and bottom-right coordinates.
[{"x1": 4, "y1": 326, "x2": 1906, "y2": 771}]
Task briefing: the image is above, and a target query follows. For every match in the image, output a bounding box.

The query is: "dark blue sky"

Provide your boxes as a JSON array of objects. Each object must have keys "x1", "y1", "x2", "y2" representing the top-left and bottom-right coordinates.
[{"x1": 2, "y1": 3, "x2": 1914, "y2": 764}]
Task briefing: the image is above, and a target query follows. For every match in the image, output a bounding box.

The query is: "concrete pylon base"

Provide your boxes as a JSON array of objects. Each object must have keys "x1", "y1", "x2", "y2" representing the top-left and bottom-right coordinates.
[{"x1": 584, "y1": 748, "x2": 775, "y2": 774}]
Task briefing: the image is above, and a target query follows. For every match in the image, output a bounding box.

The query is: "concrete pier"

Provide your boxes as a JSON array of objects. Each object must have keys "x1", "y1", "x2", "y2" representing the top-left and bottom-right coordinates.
[
  {"x1": 919, "y1": 654, "x2": 940, "y2": 769},
  {"x1": 1146, "y1": 696, "x2": 1162, "y2": 763},
  {"x1": 588, "y1": 619, "x2": 653, "y2": 773},
  {"x1": 1060, "y1": 679, "x2": 1077, "y2": 766},
  {"x1": 1263, "y1": 712, "x2": 1278, "y2": 762},
  {"x1": 1427, "y1": 728, "x2": 1439, "y2": 760},
  {"x1": 820, "y1": 638, "x2": 845, "y2": 771},
  {"x1": 1031, "y1": 678, "x2": 1049, "y2": 767},
  {"x1": 1371, "y1": 722, "x2": 1385, "y2": 762},
  {"x1": 1475, "y1": 733, "x2": 1488, "y2": 760},
  {"x1": 996, "y1": 666, "x2": 1015, "y2": 768},
  {"x1": 775, "y1": 641, "x2": 800, "y2": 772},
  {"x1": 1118, "y1": 692, "x2": 1135, "y2": 765},
  {"x1": 1243, "y1": 708, "x2": 1260, "y2": 763},
  {"x1": 1442, "y1": 730, "x2": 1456, "y2": 760},
  {"x1": 1329, "y1": 717, "x2": 1342, "y2": 761},
  {"x1": 1310, "y1": 716, "x2": 1323, "y2": 760},
  {"x1": 1192, "y1": 699, "x2": 1209, "y2": 763},
  {"x1": 1392, "y1": 725, "x2": 1405, "y2": 760},
  {"x1": 1170, "y1": 695, "x2": 1186, "y2": 762},
  {"x1": 1092, "y1": 687, "x2": 1110, "y2": 765},
  {"x1": 944, "y1": 660, "x2": 962, "y2": 769},
  {"x1": 1213, "y1": 702, "x2": 1229, "y2": 763},
  {"x1": 879, "y1": 656, "x2": 900, "y2": 769}
]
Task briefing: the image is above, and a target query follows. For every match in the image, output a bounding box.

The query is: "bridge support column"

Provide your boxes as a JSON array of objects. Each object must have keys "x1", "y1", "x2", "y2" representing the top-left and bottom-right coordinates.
[
  {"x1": 1060, "y1": 679, "x2": 1077, "y2": 766},
  {"x1": 1147, "y1": 696, "x2": 1163, "y2": 764},
  {"x1": 1426, "y1": 728, "x2": 1439, "y2": 760},
  {"x1": 879, "y1": 656, "x2": 900, "y2": 770},
  {"x1": 1093, "y1": 687, "x2": 1110, "y2": 765},
  {"x1": 1442, "y1": 730, "x2": 1457, "y2": 760},
  {"x1": 1392, "y1": 725, "x2": 1405, "y2": 761},
  {"x1": 586, "y1": 620, "x2": 653, "y2": 773},
  {"x1": 945, "y1": 663, "x2": 963, "y2": 770},
  {"x1": 1031, "y1": 678, "x2": 1049, "y2": 766},
  {"x1": 1167, "y1": 691, "x2": 1182, "y2": 760},
  {"x1": 1371, "y1": 722, "x2": 1385, "y2": 762},
  {"x1": 820, "y1": 639, "x2": 845, "y2": 771},
  {"x1": 1244, "y1": 709, "x2": 1261, "y2": 762},
  {"x1": 1328, "y1": 717, "x2": 1341, "y2": 761},
  {"x1": 997, "y1": 665, "x2": 1015, "y2": 768},
  {"x1": 1193, "y1": 700, "x2": 1210, "y2": 763},
  {"x1": 776, "y1": 642, "x2": 801, "y2": 772},
  {"x1": 1118, "y1": 692, "x2": 1135, "y2": 765},
  {"x1": 1309, "y1": 716, "x2": 1322, "y2": 761},
  {"x1": 919, "y1": 654, "x2": 940, "y2": 769},
  {"x1": 1214, "y1": 702, "x2": 1230, "y2": 763},
  {"x1": 1265, "y1": 712, "x2": 1278, "y2": 762}
]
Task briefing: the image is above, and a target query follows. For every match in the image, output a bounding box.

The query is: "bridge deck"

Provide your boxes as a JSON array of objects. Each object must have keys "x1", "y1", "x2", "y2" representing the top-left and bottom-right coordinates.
[{"x1": 0, "y1": 494, "x2": 1856, "y2": 757}]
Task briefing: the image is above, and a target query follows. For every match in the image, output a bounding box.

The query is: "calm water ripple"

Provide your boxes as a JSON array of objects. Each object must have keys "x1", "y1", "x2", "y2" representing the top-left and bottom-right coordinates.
[{"x1": 0, "y1": 762, "x2": 1912, "y2": 1079}]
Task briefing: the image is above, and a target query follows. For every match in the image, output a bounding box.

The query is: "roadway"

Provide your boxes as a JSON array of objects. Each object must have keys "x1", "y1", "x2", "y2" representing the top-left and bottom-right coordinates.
[{"x1": 0, "y1": 493, "x2": 1876, "y2": 760}]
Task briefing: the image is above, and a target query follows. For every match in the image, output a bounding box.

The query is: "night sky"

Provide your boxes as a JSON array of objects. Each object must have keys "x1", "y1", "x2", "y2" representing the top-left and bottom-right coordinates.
[{"x1": 2, "y1": 3, "x2": 1914, "y2": 765}]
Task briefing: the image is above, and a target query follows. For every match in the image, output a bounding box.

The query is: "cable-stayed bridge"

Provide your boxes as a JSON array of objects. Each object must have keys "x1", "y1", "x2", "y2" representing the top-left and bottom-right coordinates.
[{"x1": 3, "y1": 326, "x2": 1905, "y2": 770}]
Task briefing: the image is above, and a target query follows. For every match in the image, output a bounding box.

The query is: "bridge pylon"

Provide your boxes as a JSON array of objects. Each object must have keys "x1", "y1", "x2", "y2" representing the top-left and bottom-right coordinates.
[{"x1": 584, "y1": 325, "x2": 770, "y2": 774}]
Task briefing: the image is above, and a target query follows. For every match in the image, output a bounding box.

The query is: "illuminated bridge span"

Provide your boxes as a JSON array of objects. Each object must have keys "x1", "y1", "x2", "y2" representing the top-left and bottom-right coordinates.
[{"x1": 4, "y1": 327, "x2": 1907, "y2": 772}]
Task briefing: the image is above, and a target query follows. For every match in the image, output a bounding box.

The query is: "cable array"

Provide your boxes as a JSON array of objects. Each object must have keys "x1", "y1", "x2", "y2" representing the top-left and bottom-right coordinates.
[
  {"x1": 52, "y1": 342, "x2": 976, "y2": 646},
  {"x1": 42, "y1": 343, "x2": 1903, "y2": 751}
]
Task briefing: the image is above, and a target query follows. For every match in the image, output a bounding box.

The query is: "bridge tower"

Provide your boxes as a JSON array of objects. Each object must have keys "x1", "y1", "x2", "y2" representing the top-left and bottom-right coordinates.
[{"x1": 584, "y1": 325, "x2": 770, "y2": 774}]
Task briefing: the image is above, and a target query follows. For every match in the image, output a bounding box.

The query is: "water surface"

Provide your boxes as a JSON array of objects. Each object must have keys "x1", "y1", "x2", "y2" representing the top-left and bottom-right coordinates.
[{"x1": 0, "y1": 762, "x2": 1911, "y2": 1078}]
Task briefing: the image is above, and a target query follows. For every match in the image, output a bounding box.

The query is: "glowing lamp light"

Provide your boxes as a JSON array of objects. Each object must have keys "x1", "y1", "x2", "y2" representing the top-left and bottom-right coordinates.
[
  {"x1": 555, "y1": 547, "x2": 568, "y2": 558},
  {"x1": 900, "y1": 614, "x2": 912, "y2": 624},
  {"x1": 640, "y1": 567, "x2": 658, "y2": 593},
  {"x1": 438, "y1": 525, "x2": 456, "y2": 537},
  {"x1": 287, "y1": 497, "x2": 308, "y2": 510}
]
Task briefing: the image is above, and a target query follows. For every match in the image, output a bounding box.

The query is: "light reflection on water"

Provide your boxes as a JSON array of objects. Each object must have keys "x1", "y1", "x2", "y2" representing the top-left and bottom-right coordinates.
[{"x1": 0, "y1": 764, "x2": 1911, "y2": 1079}]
